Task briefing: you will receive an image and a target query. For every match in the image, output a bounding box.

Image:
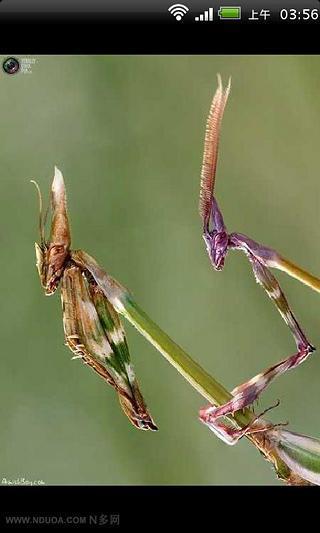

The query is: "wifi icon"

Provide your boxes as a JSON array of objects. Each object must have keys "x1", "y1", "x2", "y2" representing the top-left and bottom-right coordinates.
[{"x1": 168, "y1": 4, "x2": 189, "y2": 21}]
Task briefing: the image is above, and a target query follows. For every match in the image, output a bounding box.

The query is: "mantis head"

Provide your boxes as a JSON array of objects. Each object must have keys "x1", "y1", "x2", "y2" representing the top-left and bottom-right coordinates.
[
  {"x1": 203, "y1": 229, "x2": 229, "y2": 271},
  {"x1": 32, "y1": 167, "x2": 71, "y2": 295}
]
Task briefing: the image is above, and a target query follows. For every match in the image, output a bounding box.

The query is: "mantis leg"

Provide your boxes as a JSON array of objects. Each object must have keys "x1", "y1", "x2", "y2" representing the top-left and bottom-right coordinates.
[
  {"x1": 199, "y1": 401, "x2": 283, "y2": 445},
  {"x1": 200, "y1": 239, "x2": 314, "y2": 436},
  {"x1": 200, "y1": 341, "x2": 312, "y2": 436},
  {"x1": 230, "y1": 233, "x2": 314, "y2": 352},
  {"x1": 230, "y1": 232, "x2": 320, "y2": 293}
]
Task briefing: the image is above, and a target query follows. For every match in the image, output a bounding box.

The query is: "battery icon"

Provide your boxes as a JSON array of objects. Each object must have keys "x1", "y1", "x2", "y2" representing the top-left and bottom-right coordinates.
[{"x1": 218, "y1": 6, "x2": 241, "y2": 19}]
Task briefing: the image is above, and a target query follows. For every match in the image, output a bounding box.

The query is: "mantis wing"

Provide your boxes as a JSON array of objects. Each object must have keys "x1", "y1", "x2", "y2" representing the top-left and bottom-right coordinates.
[{"x1": 61, "y1": 263, "x2": 157, "y2": 430}]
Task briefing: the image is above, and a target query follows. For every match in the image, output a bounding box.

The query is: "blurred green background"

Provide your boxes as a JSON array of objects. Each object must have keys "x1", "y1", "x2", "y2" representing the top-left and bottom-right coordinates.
[{"x1": 1, "y1": 55, "x2": 320, "y2": 485}]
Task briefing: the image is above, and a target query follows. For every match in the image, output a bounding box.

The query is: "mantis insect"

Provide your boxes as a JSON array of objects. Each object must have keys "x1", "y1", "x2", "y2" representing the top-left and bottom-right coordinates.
[
  {"x1": 32, "y1": 168, "x2": 157, "y2": 431},
  {"x1": 199, "y1": 75, "x2": 320, "y2": 444},
  {"x1": 29, "y1": 122, "x2": 320, "y2": 486}
]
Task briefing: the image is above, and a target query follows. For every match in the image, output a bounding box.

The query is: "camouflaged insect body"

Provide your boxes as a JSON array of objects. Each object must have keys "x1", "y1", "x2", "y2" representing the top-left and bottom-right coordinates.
[{"x1": 33, "y1": 167, "x2": 157, "y2": 431}]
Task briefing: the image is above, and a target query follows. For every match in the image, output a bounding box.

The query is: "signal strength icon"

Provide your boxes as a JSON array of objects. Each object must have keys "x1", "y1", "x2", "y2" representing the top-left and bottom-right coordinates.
[
  {"x1": 168, "y1": 4, "x2": 189, "y2": 21},
  {"x1": 195, "y1": 7, "x2": 214, "y2": 21}
]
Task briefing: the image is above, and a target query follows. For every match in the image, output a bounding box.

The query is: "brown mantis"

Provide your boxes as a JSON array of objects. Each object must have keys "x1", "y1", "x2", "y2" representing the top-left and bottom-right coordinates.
[
  {"x1": 32, "y1": 168, "x2": 157, "y2": 431},
  {"x1": 199, "y1": 75, "x2": 320, "y2": 444}
]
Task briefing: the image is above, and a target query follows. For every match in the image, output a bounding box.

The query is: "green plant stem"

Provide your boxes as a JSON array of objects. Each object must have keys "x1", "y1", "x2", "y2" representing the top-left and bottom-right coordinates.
[{"x1": 120, "y1": 295, "x2": 253, "y2": 429}]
